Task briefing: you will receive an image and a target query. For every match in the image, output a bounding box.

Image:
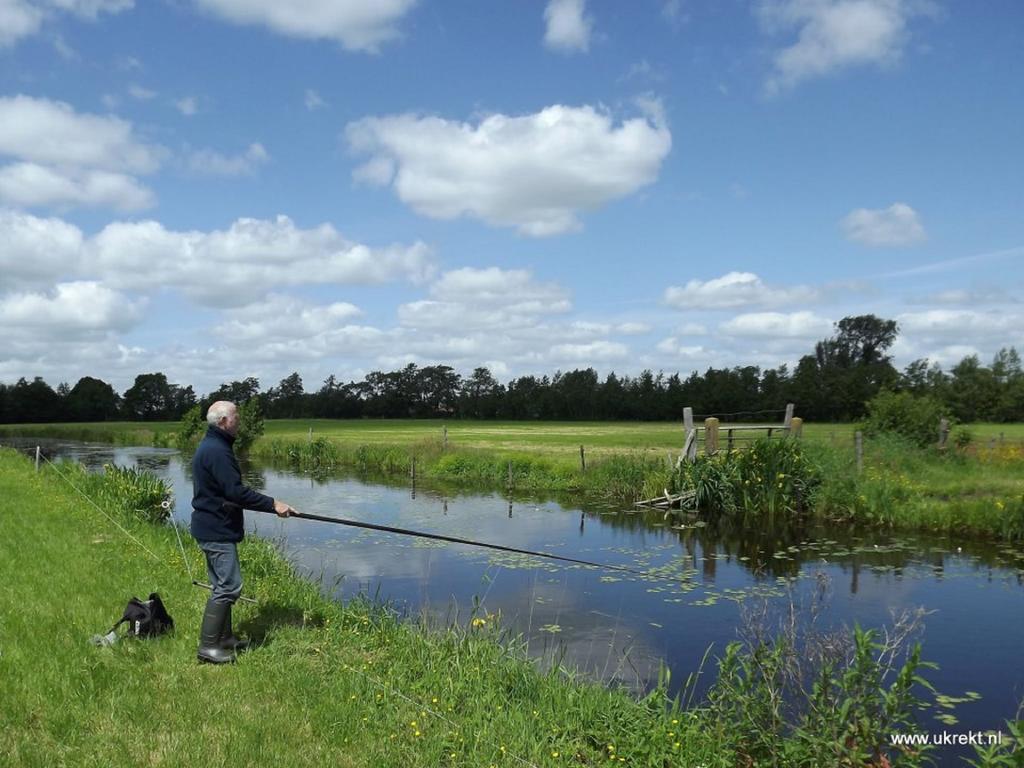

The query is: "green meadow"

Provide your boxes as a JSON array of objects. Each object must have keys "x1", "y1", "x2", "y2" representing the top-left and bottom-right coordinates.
[{"x1": 2, "y1": 418, "x2": 1022, "y2": 456}]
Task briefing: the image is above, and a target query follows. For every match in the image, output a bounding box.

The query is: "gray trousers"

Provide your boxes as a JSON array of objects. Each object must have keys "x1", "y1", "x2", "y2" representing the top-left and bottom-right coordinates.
[{"x1": 197, "y1": 540, "x2": 242, "y2": 604}]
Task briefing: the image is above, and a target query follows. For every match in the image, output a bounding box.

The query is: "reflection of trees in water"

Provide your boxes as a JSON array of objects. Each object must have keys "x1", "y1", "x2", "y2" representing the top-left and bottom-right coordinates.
[
  {"x1": 243, "y1": 455, "x2": 1024, "y2": 588},
  {"x1": 579, "y1": 504, "x2": 1018, "y2": 589},
  {"x1": 240, "y1": 466, "x2": 267, "y2": 491},
  {"x1": 136, "y1": 454, "x2": 171, "y2": 471}
]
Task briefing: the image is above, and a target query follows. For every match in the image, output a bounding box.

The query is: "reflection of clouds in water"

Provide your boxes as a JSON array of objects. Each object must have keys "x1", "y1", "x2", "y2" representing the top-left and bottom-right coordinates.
[{"x1": 290, "y1": 534, "x2": 447, "y2": 585}]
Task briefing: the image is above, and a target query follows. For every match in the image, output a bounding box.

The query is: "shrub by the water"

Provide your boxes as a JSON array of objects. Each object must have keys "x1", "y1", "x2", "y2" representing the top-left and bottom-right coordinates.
[
  {"x1": 710, "y1": 627, "x2": 936, "y2": 767},
  {"x1": 59, "y1": 461, "x2": 172, "y2": 523},
  {"x1": 731, "y1": 438, "x2": 820, "y2": 516},
  {"x1": 175, "y1": 404, "x2": 205, "y2": 450},
  {"x1": 678, "y1": 453, "x2": 737, "y2": 517},
  {"x1": 865, "y1": 390, "x2": 951, "y2": 448},
  {"x1": 235, "y1": 396, "x2": 265, "y2": 453},
  {"x1": 676, "y1": 437, "x2": 820, "y2": 519}
]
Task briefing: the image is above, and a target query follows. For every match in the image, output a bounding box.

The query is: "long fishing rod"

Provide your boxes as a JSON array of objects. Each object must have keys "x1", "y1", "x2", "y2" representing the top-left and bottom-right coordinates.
[{"x1": 262, "y1": 509, "x2": 688, "y2": 584}]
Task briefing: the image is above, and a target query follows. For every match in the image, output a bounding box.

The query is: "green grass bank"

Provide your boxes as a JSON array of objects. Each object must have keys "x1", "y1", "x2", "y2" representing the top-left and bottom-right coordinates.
[{"x1": 0, "y1": 448, "x2": 721, "y2": 767}]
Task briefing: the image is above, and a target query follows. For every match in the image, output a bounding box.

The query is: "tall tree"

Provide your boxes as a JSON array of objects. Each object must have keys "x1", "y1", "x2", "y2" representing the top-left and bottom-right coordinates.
[
  {"x1": 205, "y1": 377, "x2": 261, "y2": 407},
  {"x1": 7, "y1": 377, "x2": 62, "y2": 422},
  {"x1": 810, "y1": 315, "x2": 900, "y2": 419},
  {"x1": 123, "y1": 373, "x2": 174, "y2": 420},
  {"x1": 269, "y1": 372, "x2": 305, "y2": 418},
  {"x1": 459, "y1": 367, "x2": 503, "y2": 419},
  {"x1": 66, "y1": 376, "x2": 121, "y2": 421}
]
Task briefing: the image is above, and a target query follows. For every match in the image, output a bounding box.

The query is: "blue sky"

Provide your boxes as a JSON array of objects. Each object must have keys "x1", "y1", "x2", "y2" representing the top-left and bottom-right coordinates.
[{"x1": 0, "y1": 0, "x2": 1021, "y2": 394}]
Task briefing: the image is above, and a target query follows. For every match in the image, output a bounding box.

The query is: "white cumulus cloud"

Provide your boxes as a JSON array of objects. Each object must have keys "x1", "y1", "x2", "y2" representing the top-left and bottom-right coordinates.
[
  {"x1": 897, "y1": 309, "x2": 1022, "y2": 340},
  {"x1": 549, "y1": 341, "x2": 628, "y2": 362},
  {"x1": 0, "y1": 208, "x2": 84, "y2": 285},
  {"x1": 86, "y1": 215, "x2": 434, "y2": 306},
  {"x1": 194, "y1": 0, "x2": 417, "y2": 52},
  {"x1": 216, "y1": 294, "x2": 363, "y2": 342},
  {"x1": 0, "y1": 281, "x2": 143, "y2": 339},
  {"x1": 399, "y1": 267, "x2": 570, "y2": 331},
  {"x1": 544, "y1": 0, "x2": 593, "y2": 53},
  {"x1": 664, "y1": 271, "x2": 820, "y2": 310},
  {"x1": 347, "y1": 102, "x2": 671, "y2": 236},
  {"x1": 0, "y1": 0, "x2": 131, "y2": 47},
  {"x1": 759, "y1": 0, "x2": 936, "y2": 94},
  {"x1": 0, "y1": 95, "x2": 162, "y2": 210},
  {"x1": 0, "y1": 95, "x2": 161, "y2": 173},
  {"x1": 655, "y1": 338, "x2": 710, "y2": 358},
  {"x1": 841, "y1": 202, "x2": 925, "y2": 246},
  {"x1": 720, "y1": 311, "x2": 833, "y2": 338},
  {"x1": 0, "y1": 163, "x2": 154, "y2": 211}
]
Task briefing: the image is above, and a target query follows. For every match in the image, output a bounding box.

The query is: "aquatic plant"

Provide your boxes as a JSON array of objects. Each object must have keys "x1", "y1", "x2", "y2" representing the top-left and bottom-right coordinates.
[
  {"x1": 676, "y1": 437, "x2": 820, "y2": 519},
  {"x1": 709, "y1": 575, "x2": 936, "y2": 767},
  {"x1": 53, "y1": 460, "x2": 172, "y2": 524}
]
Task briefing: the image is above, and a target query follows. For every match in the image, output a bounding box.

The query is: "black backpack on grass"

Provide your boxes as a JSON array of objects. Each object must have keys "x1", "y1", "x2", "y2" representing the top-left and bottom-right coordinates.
[{"x1": 111, "y1": 593, "x2": 175, "y2": 638}]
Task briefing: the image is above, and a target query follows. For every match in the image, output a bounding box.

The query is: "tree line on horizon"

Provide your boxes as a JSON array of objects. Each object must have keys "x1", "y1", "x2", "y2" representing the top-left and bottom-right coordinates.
[{"x1": 1, "y1": 315, "x2": 1022, "y2": 425}]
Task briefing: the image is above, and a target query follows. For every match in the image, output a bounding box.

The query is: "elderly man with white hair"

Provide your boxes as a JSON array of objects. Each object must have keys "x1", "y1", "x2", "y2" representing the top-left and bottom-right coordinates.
[{"x1": 190, "y1": 400, "x2": 296, "y2": 663}]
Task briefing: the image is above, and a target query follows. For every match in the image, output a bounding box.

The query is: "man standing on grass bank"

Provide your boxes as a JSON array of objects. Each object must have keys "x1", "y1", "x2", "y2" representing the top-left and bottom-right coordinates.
[{"x1": 191, "y1": 400, "x2": 296, "y2": 664}]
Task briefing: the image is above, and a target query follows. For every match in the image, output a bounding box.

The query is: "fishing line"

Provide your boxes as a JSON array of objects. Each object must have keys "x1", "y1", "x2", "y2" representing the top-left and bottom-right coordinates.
[
  {"x1": 41, "y1": 452, "x2": 166, "y2": 566},
  {"x1": 262, "y1": 509, "x2": 694, "y2": 586},
  {"x1": 38, "y1": 451, "x2": 258, "y2": 603}
]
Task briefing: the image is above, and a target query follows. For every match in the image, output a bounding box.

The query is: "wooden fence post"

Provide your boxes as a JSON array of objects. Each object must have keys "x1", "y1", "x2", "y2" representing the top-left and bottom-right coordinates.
[
  {"x1": 507, "y1": 461, "x2": 513, "y2": 488},
  {"x1": 410, "y1": 455, "x2": 416, "y2": 481},
  {"x1": 579, "y1": 445, "x2": 586, "y2": 472},
  {"x1": 790, "y1": 417, "x2": 803, "y2": 438},
  {"x1": 938, "y1": 418, "x2": 949, "y2": 449},
  {"x1": 705, "y1": 417, "x2": 719, "y2": 454},
  {"x1": 683, "y1": 407, "x2": 698, "y2": 461},
  {"x1": 308, "y1": 427, "x2": 313, "y2": 443},
  {"x1": 727, "y1": 428, "x2": 734, "y2": 453},
  {"x1": 443, "y1": 425, "x2": 448, "y2": 450},
  {"x1": 855, "y1": 431, "x2": 863, "y2": 474},
  {"x1": 784, "y1": 403, "x2": 794, "y2": 428}
]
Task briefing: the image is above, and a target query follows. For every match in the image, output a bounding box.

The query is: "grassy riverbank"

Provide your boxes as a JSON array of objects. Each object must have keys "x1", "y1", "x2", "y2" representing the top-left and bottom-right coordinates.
[{"x1": 0, "y1": 449, "x2": 723, "y2": 766}]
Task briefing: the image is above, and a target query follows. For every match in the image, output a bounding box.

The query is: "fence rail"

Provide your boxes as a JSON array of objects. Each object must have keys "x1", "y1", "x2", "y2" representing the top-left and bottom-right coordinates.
[{"x1": 679, "y1": 403, "x2": 802, "y2": 464}]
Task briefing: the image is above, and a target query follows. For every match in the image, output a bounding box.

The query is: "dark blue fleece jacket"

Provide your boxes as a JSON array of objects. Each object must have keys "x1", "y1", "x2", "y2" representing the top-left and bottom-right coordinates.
[{"x1": 190, "y1": 425, "x2": 275, "y2": 543}]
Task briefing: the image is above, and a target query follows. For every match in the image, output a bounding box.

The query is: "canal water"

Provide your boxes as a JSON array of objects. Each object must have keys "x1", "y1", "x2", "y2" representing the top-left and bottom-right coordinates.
[{"x1": 7, "y1": 438, "x2": 1024, "y2": 762}]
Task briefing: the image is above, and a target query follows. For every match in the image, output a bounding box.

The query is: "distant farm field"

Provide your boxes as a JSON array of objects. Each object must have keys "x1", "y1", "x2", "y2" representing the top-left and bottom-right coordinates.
[{"x1": 2, "y1": 419, "x2": 1022, "y2": 460}]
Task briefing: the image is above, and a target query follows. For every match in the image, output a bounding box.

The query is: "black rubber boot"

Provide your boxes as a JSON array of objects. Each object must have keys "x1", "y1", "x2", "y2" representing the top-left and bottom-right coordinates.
[
  {"x1": 220, "y1": 604, "x2": 249, "y2": 652},
  {"x1": 197, "y1": 600, "x2": 236, "y2": 664}
]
